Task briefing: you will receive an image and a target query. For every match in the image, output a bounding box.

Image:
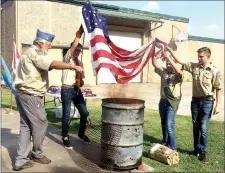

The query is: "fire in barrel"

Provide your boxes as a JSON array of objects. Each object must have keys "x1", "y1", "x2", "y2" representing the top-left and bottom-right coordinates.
[{"x1": 100, "y1": 98, "x2": 145, "y2": 170}]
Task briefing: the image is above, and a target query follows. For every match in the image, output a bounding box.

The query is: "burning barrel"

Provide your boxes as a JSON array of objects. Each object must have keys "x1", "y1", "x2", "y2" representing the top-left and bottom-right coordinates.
[{"x1": 100, "y1": 98, "x2": 145, "y2": 170}]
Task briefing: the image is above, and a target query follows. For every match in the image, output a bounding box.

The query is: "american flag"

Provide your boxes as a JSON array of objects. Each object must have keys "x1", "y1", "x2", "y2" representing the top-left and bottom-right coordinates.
[
  {"x1": 12, "y1": 41, "x2": 21, "y2": 75},
  {"x1": 81, "y1": 1, "x2": 167, "y2": 84}
]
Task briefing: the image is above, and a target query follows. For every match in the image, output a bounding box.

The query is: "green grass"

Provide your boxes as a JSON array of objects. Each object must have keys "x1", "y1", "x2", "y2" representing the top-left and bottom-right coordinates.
[{"x1": 1, "y1": 87, "x2": 224, "y2": 172}]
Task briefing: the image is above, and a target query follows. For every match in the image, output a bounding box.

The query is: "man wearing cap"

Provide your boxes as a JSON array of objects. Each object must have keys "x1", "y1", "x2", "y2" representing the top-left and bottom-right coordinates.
[{"x1": 13, "y1": 29, "x2": 83, "y2": 171}]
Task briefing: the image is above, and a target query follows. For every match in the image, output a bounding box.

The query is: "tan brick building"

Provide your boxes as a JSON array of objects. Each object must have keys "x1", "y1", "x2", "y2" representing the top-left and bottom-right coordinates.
[{"x1": 1, "y1": 0, "x2": 224, "y2": 87}]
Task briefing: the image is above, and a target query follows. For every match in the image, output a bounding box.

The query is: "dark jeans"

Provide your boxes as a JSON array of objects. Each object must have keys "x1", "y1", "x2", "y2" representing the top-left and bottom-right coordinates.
[
  {"x1": 159, "y1": 98, "x2": 177, "y2": 150},
  {"x1": 61, "y1": 86, "x2": 89, "y2": 138},
  {"x1": 191, "y1": 99, "x2": 214, "y2": 153}
]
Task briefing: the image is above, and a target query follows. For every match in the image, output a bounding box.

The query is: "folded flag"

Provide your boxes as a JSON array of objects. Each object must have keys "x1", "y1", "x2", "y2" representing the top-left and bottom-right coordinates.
[{"x1": 82, "y1": 1, "x2": 167, "y2": 84}]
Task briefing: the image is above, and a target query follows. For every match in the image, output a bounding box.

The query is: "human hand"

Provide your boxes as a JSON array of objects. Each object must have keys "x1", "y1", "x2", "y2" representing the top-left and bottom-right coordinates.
[
  {"x1": 213, "y1": 105, "x2": 220, "y2": 115},
  {"x1": 76, "y1": 25, "x2": 84, "y2": 38},
  {"x1": 75, "y1": 66, "x2": 84, "y2": 73},
  {"x1": 163, "y1": 51, "x2": 170, "y2": 59},
  {"x1": 78, "y1": 24, "x2": 84, "y2": 33},
  {"x1": 76, "y1": 30, "x2": 82, "y2": 38},
  {"x1": 71, "y1": 65, "x2": 83, "y2": 73}
]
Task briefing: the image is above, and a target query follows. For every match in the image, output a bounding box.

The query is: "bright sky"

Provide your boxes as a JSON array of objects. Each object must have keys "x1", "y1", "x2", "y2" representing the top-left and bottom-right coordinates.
[{"x1": 94, "y1": 1, "x2": 224, "y2": 40}]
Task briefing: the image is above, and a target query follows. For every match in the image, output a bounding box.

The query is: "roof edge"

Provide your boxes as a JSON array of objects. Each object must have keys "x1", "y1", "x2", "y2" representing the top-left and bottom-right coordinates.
[
  {"x1": 118, "y1": 7, "x2": 189, "y2": 23},
  {"x1": 49, "y1": 0, "x2": 189, "y2": 23},
  {"x1": 188, "y1": 35, "x2": 224, "y2": 44},
  {"x1": 2, "y1": 0, "x2": 189, "y2": 23}
]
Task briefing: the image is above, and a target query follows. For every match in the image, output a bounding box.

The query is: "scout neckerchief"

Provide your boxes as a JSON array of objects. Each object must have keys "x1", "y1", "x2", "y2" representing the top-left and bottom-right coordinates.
[{"x1": 74, "y1": 33, "x2": 85, "y2": 88}]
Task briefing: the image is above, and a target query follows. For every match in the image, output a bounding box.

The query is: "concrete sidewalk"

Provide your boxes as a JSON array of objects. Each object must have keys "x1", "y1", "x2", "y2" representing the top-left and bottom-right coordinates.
[{"x1": 1, "y1": 108, "x2": 102, "y2": 172}]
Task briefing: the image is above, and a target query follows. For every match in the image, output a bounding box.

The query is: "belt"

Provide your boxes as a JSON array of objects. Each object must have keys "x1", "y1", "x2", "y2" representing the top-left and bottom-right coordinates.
[
  {"x1": 192, "y1": 96, "x2": 214, "y2": 101},
  {"x1": 62, "y1": 84, "x2": 79, "y2": 90},
  {"x1": 16, "y1": 90, "x2": 43, "y2": 99},
  {"x1": 61, "y1": 84, "x2": 74, "y2": 88}
]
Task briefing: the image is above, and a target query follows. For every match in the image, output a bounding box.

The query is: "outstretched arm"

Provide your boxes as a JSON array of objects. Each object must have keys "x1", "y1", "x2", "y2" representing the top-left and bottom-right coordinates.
[
  {"x1": 167, "y1": 47, "x2": 186, "y2": 65},
  {"x1": 70, "y1": 25, "x2": 84, "y2": 54},
  {"x1": 164, "y1": 51, "x2": 182, "y2": 77},
  {"x1": 152, "y1": 43, "x2": 162, "y2": 69},
  {"x1": 50, "y1": 60, "x2": 83, "y2": 73}
]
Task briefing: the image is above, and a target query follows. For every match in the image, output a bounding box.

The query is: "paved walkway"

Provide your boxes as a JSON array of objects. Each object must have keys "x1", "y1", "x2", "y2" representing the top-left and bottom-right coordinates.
[
  {"x1": 87, "y1": 82, "x2": 224, "y2": 121},
  {"x1": 1, "y1": 108, "x2": 101, "y2": 172}
]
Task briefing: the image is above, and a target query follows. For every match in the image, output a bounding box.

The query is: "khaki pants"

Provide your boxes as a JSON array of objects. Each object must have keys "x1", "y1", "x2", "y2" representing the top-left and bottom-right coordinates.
[{"x1": 14, "y1": 93, "x2": 48, "y2": 167}]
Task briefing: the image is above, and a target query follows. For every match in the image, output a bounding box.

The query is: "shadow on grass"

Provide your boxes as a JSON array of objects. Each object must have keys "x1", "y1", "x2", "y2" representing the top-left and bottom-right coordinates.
[
  {"x1": 143, "y1": 133, "x2": 161, "y2": 146},
  {"x1": 177, "y1": 148, "x2": 194, "y2": 155}
]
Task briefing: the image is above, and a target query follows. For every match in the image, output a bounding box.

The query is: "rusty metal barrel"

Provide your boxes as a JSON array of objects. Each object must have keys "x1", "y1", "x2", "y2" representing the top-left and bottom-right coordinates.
[{"x1": 100, "y1": 98, "x2": 145, "y2": 170}]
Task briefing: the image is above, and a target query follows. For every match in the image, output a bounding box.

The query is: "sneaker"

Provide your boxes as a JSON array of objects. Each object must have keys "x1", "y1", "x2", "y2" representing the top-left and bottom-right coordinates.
[
  {"x1": 13, "y1": 160, "x2": 35, "y2": 171},
  {"x1": 82, "y1": 135, "x2": 91, "y2": 144},
  {"x1": 198, "y1": 152, "x2": 207, "y2": 162},
  {"x1": 31, "y1": 155, "x2": 51, "y2": 164},
  {"x1": 62, "y1": 136, "x2": 73, "y2": 150}
]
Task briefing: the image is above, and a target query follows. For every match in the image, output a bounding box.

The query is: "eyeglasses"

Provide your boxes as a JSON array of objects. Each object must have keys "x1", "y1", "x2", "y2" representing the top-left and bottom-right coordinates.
[{"x1": 198, "y1": 56, "x2": 204, "y2": 58}]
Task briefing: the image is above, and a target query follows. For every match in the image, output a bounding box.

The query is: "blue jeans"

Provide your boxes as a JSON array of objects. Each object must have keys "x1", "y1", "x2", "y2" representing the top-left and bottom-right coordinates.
[
  {"x1": 191, "y1": 99, "x2": 214, "y2": 153},
  {"x1": 159, "y1": 98, "x2": 177, "y2": 150},
  {"x1": 61, "y1": 86, "x2": 89, "y2": 138}
]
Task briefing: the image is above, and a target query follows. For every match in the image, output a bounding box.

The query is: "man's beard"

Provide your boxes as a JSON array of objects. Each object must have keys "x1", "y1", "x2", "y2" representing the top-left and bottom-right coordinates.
[
  {"x1": 42, "y1": 49, "x2": 48, "y2": 55},
  {"x1": 36, "y1": 49, "x2": 47, "y2": 56},
  {"x1": 39, "y1": 49, "x2": 48, "y2": 55}
]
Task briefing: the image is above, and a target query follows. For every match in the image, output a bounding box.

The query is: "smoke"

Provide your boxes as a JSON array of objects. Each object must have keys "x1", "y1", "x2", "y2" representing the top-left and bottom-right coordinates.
[{"x1": 107, "y1": 83, "x2": 142, "y2": 99}]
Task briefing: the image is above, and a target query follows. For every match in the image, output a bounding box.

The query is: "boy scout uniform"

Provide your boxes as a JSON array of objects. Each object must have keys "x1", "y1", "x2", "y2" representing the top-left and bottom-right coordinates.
[
  {"x1": 183, "y1": 62, "x2": 221, "y2": 154},
  {"x1": 155, "y1": 67, "x2": 184, "y2": 112},
  {"x1": 183, "y1": 62, "x2": 221, "y2": 98},
  {"x1": 14, "y1": 30, "x2": 54, "y2": 168},
  {"x1": 61, "y1": 48, "x2": 89, "y2": 139},
  {"x1": 61, "y1": 49, "x2": 84, "y2": 86}
]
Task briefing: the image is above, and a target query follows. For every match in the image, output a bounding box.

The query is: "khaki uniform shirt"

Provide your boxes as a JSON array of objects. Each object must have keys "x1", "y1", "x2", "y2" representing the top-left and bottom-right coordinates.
[
  {"x1": 14, "y1": 45, "x2": 53, "y2": 97},
  {"x1": 155, "y1": 67, "x2": 184, "y2": 99},
  {"x1": 183, "y1": 62, "x2": 222, "y2": 97},
  {"x1": 61, "y1": 49, "x2": 84, "y2": 86}
]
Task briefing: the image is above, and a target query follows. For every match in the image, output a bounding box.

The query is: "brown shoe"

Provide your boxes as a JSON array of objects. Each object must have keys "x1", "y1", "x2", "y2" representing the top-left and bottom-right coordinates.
[
  {"x1": 13, "y1": 160, "x2": 35, "y2": 171},
  {"x1": 31, "y1": 155, "x2": 51, "y2": 164}
]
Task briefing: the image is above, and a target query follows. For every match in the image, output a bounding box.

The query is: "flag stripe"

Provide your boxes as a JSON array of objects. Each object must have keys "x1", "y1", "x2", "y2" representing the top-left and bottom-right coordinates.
[
  {"x1": 82, "y1": 2, "x2": 167, "y2": 84},
  {"x1": 90, "y1": 34, "x2": 146, "y2": 61},
  {"x1": 92, "y1": 48, "x2": 146, "y2": 66}
]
